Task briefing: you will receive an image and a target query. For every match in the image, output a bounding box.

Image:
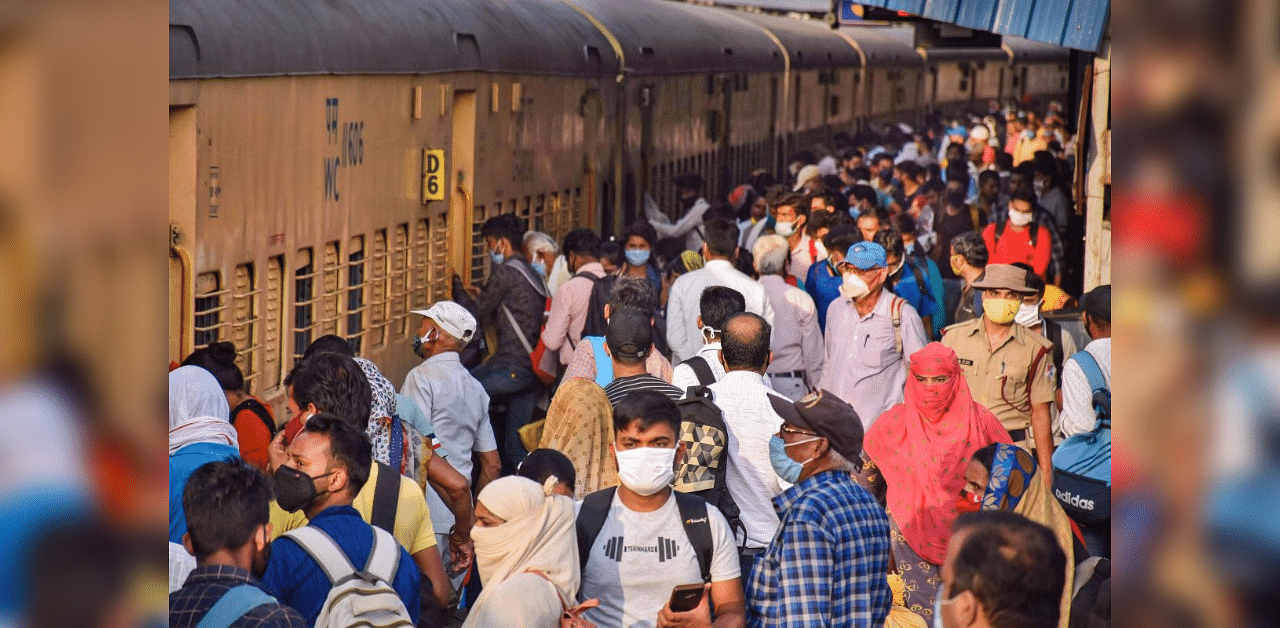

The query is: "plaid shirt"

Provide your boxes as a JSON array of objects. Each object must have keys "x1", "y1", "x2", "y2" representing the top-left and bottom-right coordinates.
[
  {"x1": 747, "y1": 470, "x2": 891, "y2": 628},
  {"x1": 169, "y1": 566, "x2": 307, "y2": 628}
]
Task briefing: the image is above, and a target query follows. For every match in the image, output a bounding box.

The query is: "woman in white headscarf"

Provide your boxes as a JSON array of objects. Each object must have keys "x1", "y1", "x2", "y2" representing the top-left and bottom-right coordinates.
[
  {"x1": 169, "y1": 365, "x2": 239, "y2": 543},
  {"x1": 464, "y1": 475, "x2": 590, "y2": 628}
]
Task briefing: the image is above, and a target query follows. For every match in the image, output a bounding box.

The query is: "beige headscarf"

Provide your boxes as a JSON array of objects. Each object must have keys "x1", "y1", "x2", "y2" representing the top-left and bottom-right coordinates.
[
  {"x1": 467, "y1": 476, "x2": 579, "y2": 626},
  {"x1": 538, "y1": 379, "x2": 618, "y2": 496}
]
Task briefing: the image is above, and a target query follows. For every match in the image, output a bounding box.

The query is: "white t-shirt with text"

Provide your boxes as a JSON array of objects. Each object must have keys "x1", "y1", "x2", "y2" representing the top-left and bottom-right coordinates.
[{"x1": 579, "y1": 490, "x2": 741, "y2": 628}]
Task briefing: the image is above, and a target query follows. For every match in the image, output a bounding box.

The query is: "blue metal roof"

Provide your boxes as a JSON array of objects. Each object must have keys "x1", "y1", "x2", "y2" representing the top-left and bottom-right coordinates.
[{"x1": 860, "y1": 0, "x2": 1108, "y2": 52}]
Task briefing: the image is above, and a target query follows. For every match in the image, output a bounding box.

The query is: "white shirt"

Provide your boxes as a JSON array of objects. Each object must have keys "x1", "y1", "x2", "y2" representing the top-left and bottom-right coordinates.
[
  {"x1": 579, "y1": 490, "x2": 741, "y2": 628},
  {"x1": 402, "y1": 351, "x2": 496, "y2": 532},
  {"x1": 1056, "y1": 338, "x2": 1111, "y2": 440},
  {"x1": 667, "y1": 260, "x2": 776, "y2": 363},
  {"x1": 707, "y1": 371, "x2": 789, "y2": 548},
  {"x1": 788, "y1": 233, "x2": 825, "y2": 288},
  {"x1": 758, "y1": 275, "x2": 824, "y2": 387},
  {"x1": 671, "y1": 342, "x2": 726, "y2": 392},
  {"x1": 651, "y1": 198, "x2": 711, "y2": 252},
  {"x1": 168, "y1": 542, "x2": 195, "y2": 593}
]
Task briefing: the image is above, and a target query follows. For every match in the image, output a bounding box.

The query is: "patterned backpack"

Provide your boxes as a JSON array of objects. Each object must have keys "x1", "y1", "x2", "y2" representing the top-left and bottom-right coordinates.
[{"x1": 673, "y1": 386, "x2": 742, "y2": 538}]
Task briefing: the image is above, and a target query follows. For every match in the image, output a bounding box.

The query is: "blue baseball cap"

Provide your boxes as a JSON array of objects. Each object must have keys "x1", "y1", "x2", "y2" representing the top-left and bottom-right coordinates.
[{"x1": 845, "y1": 242, "x2": 886, "y2": 270}]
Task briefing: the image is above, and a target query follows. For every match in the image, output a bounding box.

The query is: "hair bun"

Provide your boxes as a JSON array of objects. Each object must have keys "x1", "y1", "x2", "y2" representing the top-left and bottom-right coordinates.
[{"x1": 208, "y1": 341, "x2": 237, "y2": 365}]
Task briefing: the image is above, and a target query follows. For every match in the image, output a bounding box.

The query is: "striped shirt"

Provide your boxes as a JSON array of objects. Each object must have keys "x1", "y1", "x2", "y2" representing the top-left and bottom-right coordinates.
[
  {"x1": 605, "y1": 374, "x2": 683, "y2": 407},
  {"x1": 747, "y1": 471, "x2": 891, "y2": 628}
]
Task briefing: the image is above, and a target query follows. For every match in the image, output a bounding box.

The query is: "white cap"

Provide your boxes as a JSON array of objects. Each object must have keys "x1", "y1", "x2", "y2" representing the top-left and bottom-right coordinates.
[
  {"x1": 411, "y1": 301, "x2": 476, "y2": 342},
  {"x1": 793, "y1": 164, "x2": 821, "y2": 191},
  {"x1": 969, "y1": 124, "x2": 991, "y2": 141}
]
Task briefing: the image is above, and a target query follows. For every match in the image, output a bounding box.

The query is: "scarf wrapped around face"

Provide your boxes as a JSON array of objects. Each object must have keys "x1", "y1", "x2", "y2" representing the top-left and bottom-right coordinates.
[
  {"x1": 863, "y1": 342, "x2": 1011, "y2": 565},
  {"x1": 168, "y1": 366, "x2": 237, "y2": 455}
]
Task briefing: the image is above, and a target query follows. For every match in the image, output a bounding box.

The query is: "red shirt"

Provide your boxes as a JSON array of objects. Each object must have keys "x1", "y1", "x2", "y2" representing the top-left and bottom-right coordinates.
[{"x1": 982, "y1": 221, "x2": 1052, "y2": 278}]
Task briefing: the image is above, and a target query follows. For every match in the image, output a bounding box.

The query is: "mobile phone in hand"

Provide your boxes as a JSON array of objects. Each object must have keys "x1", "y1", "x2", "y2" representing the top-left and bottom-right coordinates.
[{"x1": 668, "y1": 583, "x2": 705, "y2": 613}]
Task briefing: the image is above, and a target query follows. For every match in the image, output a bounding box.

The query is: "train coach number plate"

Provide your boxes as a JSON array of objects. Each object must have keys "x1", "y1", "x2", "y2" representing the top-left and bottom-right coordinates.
[{"x1": 422, "y1": 149, "x2": 445, "y2": 203}]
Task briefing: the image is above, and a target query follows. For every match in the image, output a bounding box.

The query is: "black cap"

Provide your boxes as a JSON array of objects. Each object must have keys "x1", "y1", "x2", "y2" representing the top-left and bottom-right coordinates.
[
  {"x1": 605, "y1": 309, "x2": 652, "y2": 360},
  {"x1": 1082, "y1": 284, "x2": 1111, "y2": 323},
  {"x1": 769, "y1": 390, "x2": 864, "y2": 462}
]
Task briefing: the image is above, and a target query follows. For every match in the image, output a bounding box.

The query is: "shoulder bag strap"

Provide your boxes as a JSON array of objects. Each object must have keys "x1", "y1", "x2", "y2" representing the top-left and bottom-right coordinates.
[
  {"x1": 500, "y1": 305, "x2": 534, "y2": 354},
  {"x1": 283, "y1": 527, "x2": 357, "y2": 585},
  {"x1": 364, "y1": 526, "x2": 402, "y2": 584},
  {"x1": 576, "y1": 487, "x2": 617, "y2": 573},
  {"x1": 1070, "y1": 350, "x2": 1107, "y2": 395},
  {"x1": 371, "y1": 462, "x2": 400, "y2": 535},
  {"x1": 685, "y1": 355, "x2": 715, "y2": 386},
  {"x1": 505, "y1": 258, "x2": 549, "y2": 299},
  {"x1": 672, "y1": 492, "x2": 713, "y2": 583},
  {"x1": 195, "y1": 584, "x2": 278, "y2": 628}
]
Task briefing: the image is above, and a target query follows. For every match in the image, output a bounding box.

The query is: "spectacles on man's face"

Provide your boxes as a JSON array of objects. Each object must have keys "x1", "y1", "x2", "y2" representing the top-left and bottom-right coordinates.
[{"x1": 778, "y1": 425, "x2": 818, "y2": 438}]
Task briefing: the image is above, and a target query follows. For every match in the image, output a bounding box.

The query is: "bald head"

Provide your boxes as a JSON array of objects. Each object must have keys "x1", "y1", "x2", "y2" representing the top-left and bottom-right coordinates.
[{"x1": 720, "y1": 312, "x2": 771, "y2": 373}]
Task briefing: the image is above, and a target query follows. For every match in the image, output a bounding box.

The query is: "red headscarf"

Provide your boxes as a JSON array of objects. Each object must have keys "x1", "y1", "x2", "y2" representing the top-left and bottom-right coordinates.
[{"x1": 864, "y1": 342, "x2": 1012, "y2": 565}]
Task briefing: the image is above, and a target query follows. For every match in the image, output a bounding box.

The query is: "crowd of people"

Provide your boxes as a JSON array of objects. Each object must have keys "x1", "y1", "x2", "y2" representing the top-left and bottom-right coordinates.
[{"x1": 170, "y1": 106, "x2": 1111, "y2": 628}]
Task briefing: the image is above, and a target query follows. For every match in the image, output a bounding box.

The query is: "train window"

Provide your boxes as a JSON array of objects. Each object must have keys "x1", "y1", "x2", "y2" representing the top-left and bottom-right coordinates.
[
  {"x1": 194, "y1": 271, "x2": 225, "y2": 348},
  {"x1": 491, "y1": 82, "x2": 501, "y2": 114},
  {"x1": 512, "y1": 83, "x2": 523, "y2": 113},
  {"x1": 368, "y1": 229, "x2": 389, "y2": 347},
  {"x1": 532, "y1": 194, "x2": 545, "y2": 233},
  {"x1": 830, "y1": 95, "x2": 840, "y2": 117},
  {"x1": 231, "y1": 263, "x2": 260, "y2": 393},
  {"x1": 293, "y1": 248, "x2": 315, "y2": 361},
  {"x1": 471, "y1": 206, "x2": 487, "y2": 286},
  {"x1": 262, "y1": 256, "x2": 284, "y2": 391},
  {"x1": 521, "y1": 196, "x2": 532, "y2": 222},
  {"x1": 347, "y1": 236, "x2": 366, "y2": 355},
  {"x1": 391, "y1": 224, "x2": 411, "y2": 336},
  {"x1": 706, "y1": 74, "x2": 716, "y2": 96},
  {"x1": 412, "y1": 219, "x2": 430, "y2": 310},
  {"x1": 321, "y1": 242, "x2": 342, "y2": 337},
  {"x1": 429, "y1": 214, "x2": 449, "y2": 303},
  {"x1": 706, "y1": 110, "x2": 721, "y2": 143}
]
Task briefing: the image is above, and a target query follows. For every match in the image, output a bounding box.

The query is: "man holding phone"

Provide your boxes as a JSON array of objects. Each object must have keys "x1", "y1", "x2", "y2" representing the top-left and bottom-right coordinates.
[
  {"x1": 576, "y1": 391, "x2": 746, "y2": 628},
  {"x1": 748, "y1": 390, "x2": 891, "y2": 628}
]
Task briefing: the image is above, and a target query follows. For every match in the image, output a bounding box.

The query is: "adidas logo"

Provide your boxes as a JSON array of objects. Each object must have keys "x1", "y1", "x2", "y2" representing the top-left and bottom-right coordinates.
[{"x1": 1054, "y1": 488, "x2": 1095, "y2": 511}]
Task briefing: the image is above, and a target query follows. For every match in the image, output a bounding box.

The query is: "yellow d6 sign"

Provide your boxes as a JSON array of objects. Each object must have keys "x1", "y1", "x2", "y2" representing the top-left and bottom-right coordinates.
[{"x1": 422, "y1": 149, "x2": 445, "y2": 202}]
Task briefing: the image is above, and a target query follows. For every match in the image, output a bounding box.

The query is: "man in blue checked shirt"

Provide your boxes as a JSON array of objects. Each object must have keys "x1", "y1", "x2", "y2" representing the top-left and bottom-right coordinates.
[{"x1": 748, "y1": 390, "x2": 891, "y2": 628}]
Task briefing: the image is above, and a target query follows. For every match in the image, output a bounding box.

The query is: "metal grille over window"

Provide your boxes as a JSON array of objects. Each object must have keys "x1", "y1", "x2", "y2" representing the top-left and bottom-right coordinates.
[
  {"x1": 320, "y1": 242, "x2": 342, "y2": 337},
  {"x1": 368, "y1": 229, "x2": 390, "y2": 348},
  {"x1": 231, "y1": 264, "x2": 262, "y2": 393},
  {"x1": 194, "y1": 272, "x2": 226, "y2": 348},
  {"x1": 391, "y1": 224, "x2": 410, "y2": 337},
  {"x1": 294, "y1": 248, "x2": 316, "y2": 361},
  {"x1": 429, "y1": 212, "x2": 449, "y2": 302},
  {"x1": 347, "y1": 236, "x2": 366, "y2": 355},
  {"x1": 262, "y1": 256, "x2": 284, "y2": 391},
  {"x1": 470, "y1": 204, "x2": 488, "y2": 286},
  {"x1": 411, "y1": 219, "x2": 431, "y2": 310}
]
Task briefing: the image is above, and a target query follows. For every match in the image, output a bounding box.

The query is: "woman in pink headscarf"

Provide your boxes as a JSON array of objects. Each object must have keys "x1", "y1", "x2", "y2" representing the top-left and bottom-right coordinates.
[{"x1": 860, "y1": 342, "x2": 1011, "y2": 620}]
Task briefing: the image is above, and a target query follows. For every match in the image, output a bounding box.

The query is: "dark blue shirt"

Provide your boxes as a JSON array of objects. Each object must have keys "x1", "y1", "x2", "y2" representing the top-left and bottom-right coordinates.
[
  {"x1": 258, "y1": 506, "x2": 420, "y2": 626},
  {"x1": 891, "y1": 257, "x2": 946, "y2": 336},
  {"x1": 169, "y1": 443, "x2": 240, "y2": 543},
  {"x1": 805, "y1": 260, "x2": 843, "y2": 333},
  {"x1": 170, "y1": 565, "x2": 307, "y2": 628}
]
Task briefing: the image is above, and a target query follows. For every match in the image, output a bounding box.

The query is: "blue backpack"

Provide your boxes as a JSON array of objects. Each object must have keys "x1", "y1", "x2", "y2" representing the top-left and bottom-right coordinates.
[
  {"x1": 1051, "y1": 350, "x2": 1111, "y2": 527},
  {"x1": 195, "y1": 585, "x2": 277, "y2": 628}
]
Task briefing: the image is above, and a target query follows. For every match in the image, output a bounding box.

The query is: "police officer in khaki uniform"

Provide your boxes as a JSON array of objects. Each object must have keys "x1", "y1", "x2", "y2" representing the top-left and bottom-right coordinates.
[{"x1": 941, "y1": 264, "x2": 1056, "y2": 474}]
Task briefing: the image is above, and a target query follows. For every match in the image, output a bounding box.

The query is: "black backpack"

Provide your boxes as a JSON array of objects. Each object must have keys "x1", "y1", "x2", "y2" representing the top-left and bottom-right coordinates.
[
  {"x1": 575, "y1": 272, "x2": 616, "y2": 339},
  {"x1": 576, "y1": 486, "x2": 714, "y2": 583},
  {"x1": 230, "y1": 398, "x2": 277, "y2": 438},
  {"x1": 680, "y1": 356, "x2": 716, "y2": 386},
  {"x1": 673, "y1": 387, "x2": 743, "y2": 540},
  {"x1": 369, "y1": 462, "x2": 443, "y2": 628}
]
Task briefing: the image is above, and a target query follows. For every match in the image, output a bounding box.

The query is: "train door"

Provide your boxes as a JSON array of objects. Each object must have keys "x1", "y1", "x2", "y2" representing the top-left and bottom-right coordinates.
[
  {"x1": 449, "y1": 91, "x2": 476, "y2": 286},
  {"x1": 169, "y1": 105, "x2": 197, "y2": 362}
]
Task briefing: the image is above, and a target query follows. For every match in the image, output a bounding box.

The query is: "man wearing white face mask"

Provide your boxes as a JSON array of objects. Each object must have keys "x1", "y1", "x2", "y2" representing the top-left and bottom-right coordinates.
[
  {"x1": 818, "y1": 241, "x2": 928, "y2": 432},
  {"x1": 768, "y1": 194, "x2": 815, "y2": 287},
  {"x1": 576, "y1": 391, "x2": 745, "y2": 628},
  {"x1": 982, "y1": 191, "x2": 1056, "y2": 285},
  {"x1": 1008, "y1": 264, "x2": 1076, "y2": 414},
  {"x1": 671, "y1": 286, "x2": 746, "y2": 391}
]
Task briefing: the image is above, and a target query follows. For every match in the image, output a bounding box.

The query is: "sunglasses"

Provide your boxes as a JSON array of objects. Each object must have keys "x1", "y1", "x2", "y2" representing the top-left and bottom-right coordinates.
[{"x1": 779, "y1": 425, "x2": 819, "y2": 438}]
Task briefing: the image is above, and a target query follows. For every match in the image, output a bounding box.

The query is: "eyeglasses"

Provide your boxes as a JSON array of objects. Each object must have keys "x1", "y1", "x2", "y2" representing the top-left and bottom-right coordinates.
[{"x1": 779, "y1": 425, "x2": 818, "y2": 438}]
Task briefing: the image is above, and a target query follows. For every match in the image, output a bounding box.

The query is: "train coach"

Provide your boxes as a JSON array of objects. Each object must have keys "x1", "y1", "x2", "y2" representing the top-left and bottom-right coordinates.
[{"x1": 169, "y1": 0, "x2": 1070, "y2": 410}]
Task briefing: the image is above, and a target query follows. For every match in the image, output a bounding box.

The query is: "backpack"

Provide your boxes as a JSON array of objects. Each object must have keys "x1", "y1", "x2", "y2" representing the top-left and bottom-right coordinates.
[
  {"x1": 283, "y1": 526, "x2": 415, "y2": 628},
  {"x1": 230, "y1": 398, "x2": 277, "y2": 439},
  {"x1": 679, "y1": 356, "x2": 716, "y2": 386},
  {"x1": 1051, "y1": 350, "x2": 1111, "y2": 526},
  {"x1": 576, "y1": 486, "x2": 715, "y2": 584},
  {"x1": 575, "y1": 273, "x2": 616, "y2": 339},
  {"x1": 195, "y1": 584, "x2": 277, "y2": 628},
  {"x1": 673, "y1": 386, "x2": 743, "y2": 541}
]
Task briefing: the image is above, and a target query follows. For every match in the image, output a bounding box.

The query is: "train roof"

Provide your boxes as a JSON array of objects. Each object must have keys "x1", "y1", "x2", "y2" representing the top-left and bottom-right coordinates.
[
  {"x1": 838, "y1": 25, "x2": 924, "y2": 68},
  {"x1": 1003, "y1": 35, "x2": 1072, "y2": 63},
  {"x1": 570, "y1": 0, "x2": 782, "y2": 74},
  {"x1": 170, "y1": 0, "x2": 621, "y2": 79},
  {"x1": 729, "y1": 12, "x2": 863, "y2": 70}
]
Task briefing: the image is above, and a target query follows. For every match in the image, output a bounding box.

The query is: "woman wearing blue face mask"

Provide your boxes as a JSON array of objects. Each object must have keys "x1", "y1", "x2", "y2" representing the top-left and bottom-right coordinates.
[{"x1": 618, "y1": 222, "x2": 663, "y2": 298}]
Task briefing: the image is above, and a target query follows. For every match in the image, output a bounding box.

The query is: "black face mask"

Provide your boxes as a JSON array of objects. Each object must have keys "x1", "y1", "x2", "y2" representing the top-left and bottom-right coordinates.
[
  {"x1": 273, "y1": 465, "x2": 333, "y2": 513},
  {"x1": 681, "y1": 195, "x2": 698, "y2": 211}
]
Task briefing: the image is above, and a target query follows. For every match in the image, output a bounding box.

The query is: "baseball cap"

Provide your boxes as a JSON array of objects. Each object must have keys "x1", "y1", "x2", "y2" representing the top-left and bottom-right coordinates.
[
  {"x1": 793, "y1": 164, "x2": 821, "y2": 191},
  {"x1": 605, "y1": 309, "x2": 652, "y2": 360},
  {"x1": 768, "y1": 390, "x2": 864, "y2": 462},
  {"x1": 969, "y1": 124, "x2": 991, "y2": 141},
  {"x1": 845, "y1": 241, "x2": 887, "y2": 270},
  {"x1": 411, "y1": 301, "x2": 476, "y2": 342},
  {"x1": 970, "y1": 264, "x2": 1035, "y2": 293}
]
